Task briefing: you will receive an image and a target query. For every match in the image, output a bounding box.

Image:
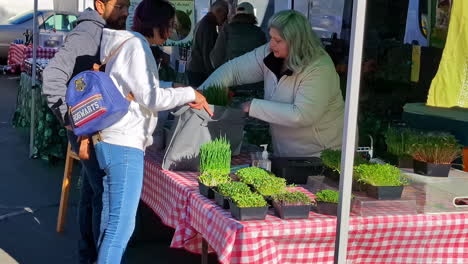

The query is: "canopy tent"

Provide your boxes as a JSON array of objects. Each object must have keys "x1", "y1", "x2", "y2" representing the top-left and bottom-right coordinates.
[{"x1": 28, "y1": 0, "x2": 366, "y2": 262}]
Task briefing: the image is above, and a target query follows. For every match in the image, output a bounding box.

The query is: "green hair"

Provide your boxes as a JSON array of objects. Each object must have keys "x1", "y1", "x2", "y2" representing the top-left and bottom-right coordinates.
[{"x1": 268, "y1": 10, "x2": 325, "y2": 73}]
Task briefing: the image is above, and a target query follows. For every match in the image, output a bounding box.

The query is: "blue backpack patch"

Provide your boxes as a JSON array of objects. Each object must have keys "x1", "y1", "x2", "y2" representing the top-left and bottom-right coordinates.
[{"x1": 66, "y1": 70, "x2": 130, "y2": 136}]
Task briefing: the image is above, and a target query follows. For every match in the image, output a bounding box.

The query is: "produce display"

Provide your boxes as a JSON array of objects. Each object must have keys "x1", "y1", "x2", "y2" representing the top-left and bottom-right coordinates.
[{"x1": 199, "y1": 137, "x2": 231, "y2": 176}]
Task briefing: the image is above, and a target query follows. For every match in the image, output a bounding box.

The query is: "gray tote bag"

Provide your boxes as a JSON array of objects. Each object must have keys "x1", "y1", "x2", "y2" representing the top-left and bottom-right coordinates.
[{"x1": 162, "y1": 105, "x2": 245, "y2": 171}]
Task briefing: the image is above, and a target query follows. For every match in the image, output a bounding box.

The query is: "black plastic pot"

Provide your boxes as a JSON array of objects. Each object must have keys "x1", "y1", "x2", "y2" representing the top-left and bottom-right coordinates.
[
  {"x1": 229, "y1": 200, "x2": 268, "y2": 221},
  {"x1": 271, "y1": 157, "x2": 323, "y2": 184},
  {"x1": 322, "y1": 167, "x2": 340, "y2": 182},
  {"x1": 352, "y1": 180, "x2": 368, "y2": 192},
  {"x1": 214, "y1": 190, "x2": 230, "y2": 209},
  {"x1": 198, "y1": 181, "x2": 214, "y2": 199},
  {"x1": 316, "y1": 201, "x2": 338, "y2": 216},
  {"x1": 366, "y1": 185, "x2": 404, "y2": 200},
  {"x1": 273, "y1": 201, "x2": 311, "y2": 219},
  {"x1": 397, "y1": 156, "x2": 413, "y2": 168},
  {"x1": 413, "y1": 159, "x2": 451, "y2": 177}
]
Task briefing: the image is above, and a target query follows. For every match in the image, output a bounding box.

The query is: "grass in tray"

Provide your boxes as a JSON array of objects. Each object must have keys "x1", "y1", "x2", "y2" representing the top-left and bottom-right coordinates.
[
  {"x1": 199, "y1": 137, "x2": 231, "y2": 176},
  {"x1": 198, "y1": 173, "x2": 231, "y2": 187},
  {"x1": 315, "y1": 190, "x2": 339, "y2": 203},
  {"x1": 409, "y1": 132, "x2": 461, "y2": 164},
  {"x1": 272, "y1": 191, "x2": 313, "y2": 206},
  {"x1": 354, "y1": 163, "x2": 408, "y2": 186},
  {"x1": 384, "y1": 127, "x2": 419, "y2": 158},
  {"x1": 235, "y1": 167, "x2": 271, "y2": 185},
  {"x1": 203, "y1": 84, "x2": 229, "y2": 106},
  {"x1": 320, "y1": 149, "x2": 368, "y2": 173},
  {"x1": 252, "y1": 176, "x2": 287, "y2": 196},
  {"x1": 217, "y1": 182, "x2": 252, "y2": 197},
  {"x1": 231, "y1": 192, "x2": 267, "y2": 208}
]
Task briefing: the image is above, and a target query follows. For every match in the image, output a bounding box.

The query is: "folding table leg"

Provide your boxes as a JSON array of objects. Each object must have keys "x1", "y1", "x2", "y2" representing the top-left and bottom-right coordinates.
[
  {"x1": 201, "y1": 238, "x2": 208, "y2": 264},
  {"x1": 56, "y1": 143, "x2": 75, "y2": 232}
]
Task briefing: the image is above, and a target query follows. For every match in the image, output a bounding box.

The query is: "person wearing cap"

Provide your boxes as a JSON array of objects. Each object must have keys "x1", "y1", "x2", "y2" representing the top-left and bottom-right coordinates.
[
  {"x1": 209, "y1": 2, "x2": 267, "y2": 69},
  {"x1": 199, "y1": 10, "x2": 344, "y2": 158}
]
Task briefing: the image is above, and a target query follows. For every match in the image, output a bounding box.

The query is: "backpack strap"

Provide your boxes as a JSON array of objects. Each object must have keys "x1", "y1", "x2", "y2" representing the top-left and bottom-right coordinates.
[{"x1": 92, "y1": 37, "x2": 136, "y2": 102}]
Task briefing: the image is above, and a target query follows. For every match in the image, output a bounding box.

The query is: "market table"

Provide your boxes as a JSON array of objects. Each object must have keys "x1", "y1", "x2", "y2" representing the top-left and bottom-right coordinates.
[
  {"x1": 7, "y1": 44, "x2": 57, "y2": 74},
  {"x1": 141, "y1": 147, "x2": 468, "y2": 264},
  {"x1": 12, "y1": 73, "x2": 67, "y2": 160}
]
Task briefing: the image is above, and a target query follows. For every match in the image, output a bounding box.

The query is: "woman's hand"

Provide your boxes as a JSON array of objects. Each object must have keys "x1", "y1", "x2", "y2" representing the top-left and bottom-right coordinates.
[
  {"x1": 241, "y1": 101, "x2": 251, "y2": 113},
  {"x1": 189, "y1": 90, "x2": 213, "y2": 116}
]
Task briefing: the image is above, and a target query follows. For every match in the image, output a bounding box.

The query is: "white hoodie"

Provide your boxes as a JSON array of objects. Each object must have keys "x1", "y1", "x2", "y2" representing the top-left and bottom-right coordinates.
[{"x1": 99, "y1": 29, "x2": 195, "y2": 150}]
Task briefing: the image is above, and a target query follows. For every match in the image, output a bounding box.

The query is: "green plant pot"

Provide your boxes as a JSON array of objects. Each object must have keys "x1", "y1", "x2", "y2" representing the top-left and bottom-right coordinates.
[
  {"x1": 213, "y1": 190, "x2": 230, "y2": 209},
  {"x1": 198, "y1": 180, "x2": 214, "y2": 199},
  {"x1": 413, "y1": 160, "x2": 451, "y2": 177},
  {"x1": 316, "y1": 201, "x2": 338, "y2": 216},
  {"x1": 229, "y1": 200, "x2": 268, "y2": 221},
  {"x1": 273, "y1": 201, "x2": 311, "y2": 219},
  {"x1": 366, "y1": 185, "x2": 404, "y2": 200}
]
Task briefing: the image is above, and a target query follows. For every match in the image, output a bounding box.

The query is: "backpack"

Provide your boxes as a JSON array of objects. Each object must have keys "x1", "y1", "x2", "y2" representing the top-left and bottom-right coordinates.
[{"x1": 66, "y1": 37, "x2": 134, "y2": 137}]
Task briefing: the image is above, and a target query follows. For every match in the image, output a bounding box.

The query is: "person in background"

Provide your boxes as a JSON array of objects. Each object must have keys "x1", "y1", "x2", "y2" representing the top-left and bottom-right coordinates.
[
  {"x1": 186, "y1": 0, "x2": 229, "y2": 87},
  {"x1": 199, "y1": 10, "x2": 344, "y2": 157},
  {"x1": 210, "y1": 2, "x2": 266, "y2": 69},
  {"x1": 95, "y1": 0, "x2": 209, "y2": 263},
  {"x1": 42, "y1": 1, "x2": 129, "y2": 263}
]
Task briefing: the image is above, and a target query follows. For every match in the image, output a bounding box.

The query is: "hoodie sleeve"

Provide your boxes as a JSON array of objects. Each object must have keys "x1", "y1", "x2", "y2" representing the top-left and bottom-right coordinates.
[
  {"x1": 199, "y1": 44, "x2": 267, "y2": 90},
  {"x1": 42, "y1": 31, "x2": 92, "y2": 124},
  {"x1": 112, "y1": 39, "x2": 195, "y2": 113}
]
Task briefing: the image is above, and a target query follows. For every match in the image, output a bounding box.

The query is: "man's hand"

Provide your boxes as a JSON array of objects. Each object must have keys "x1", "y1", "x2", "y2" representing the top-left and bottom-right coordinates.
[{"x1": 189, "y1": 90, "x2": 213, "y2": 116}]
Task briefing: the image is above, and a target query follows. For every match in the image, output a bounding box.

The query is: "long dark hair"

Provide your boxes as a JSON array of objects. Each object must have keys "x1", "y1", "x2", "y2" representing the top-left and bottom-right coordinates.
[{"x1": 132, "y1": 0, "x2": 175, "y2": 39}]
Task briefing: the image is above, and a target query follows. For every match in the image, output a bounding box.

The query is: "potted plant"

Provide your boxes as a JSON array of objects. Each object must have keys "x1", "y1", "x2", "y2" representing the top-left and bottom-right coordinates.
[
  {"x1": 315, "y1": 189, "x2": 340, "y2": 216},
  {"x1": 229, "y1": 193, "x2": 269, "y2": 221},
  {"x1": 272, "y1": 191, "x2": 313, "y2": 219},
  {"x1": 320, "y1": 149, "x2": 368, "y2": 181},
  {"x1": 199, "y1": 137, "x2": 231, "y2": 176},
  {"x1": 235, "y1": 167, "x2": 271, "y2": 185},
  {"x1": 215, "y1": 182, "x2": 251, "y2": 209},
  {"x1": 251, "y1": 176, "x2": 287, "y2": 199},
  {"x1": 384, "y1": 127, "x2": 418, "y2": 168},
  {"x1": 198, "y1": 171, "x2": 231, "y2": 199},
  {"x1": 409, "y1": 132, "x2": 461, "y2": 177},
  {"x1": 203, "y1": 84, "x2": 230, "y2": 106},
  {"x1": 354, "y1": 164, "x2": 408, "y2": 200}
]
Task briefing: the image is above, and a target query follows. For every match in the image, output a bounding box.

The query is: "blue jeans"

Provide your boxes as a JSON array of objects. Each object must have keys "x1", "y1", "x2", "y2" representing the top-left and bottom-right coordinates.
[
  {"x1": 94, "y1": 142, "x2": 144, "y2": 264},
  {"x1": 67, "y1": 131, "x2": 105, "y2": 264}
]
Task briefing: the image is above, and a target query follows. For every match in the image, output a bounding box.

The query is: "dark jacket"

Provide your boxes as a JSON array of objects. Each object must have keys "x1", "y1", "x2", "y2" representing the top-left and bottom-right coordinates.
[
  {"x1": 187, "y1": 12, "x2": 218, "y2": 76},
  {"x1": 210, "y1": 14, "x2": 267, "y2": 69},
  {"x1": 42, "y1": 9, "x2": 105, "y2": 124}
]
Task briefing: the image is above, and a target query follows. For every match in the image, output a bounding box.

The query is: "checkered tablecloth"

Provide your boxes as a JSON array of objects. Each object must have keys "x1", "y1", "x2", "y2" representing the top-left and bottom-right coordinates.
[
  {"x1": 141, "y1": 148, "x2": 468, "y2": 264},
  {"x1": 7, "y1": 44, "x2": 57, "y2": 73}
]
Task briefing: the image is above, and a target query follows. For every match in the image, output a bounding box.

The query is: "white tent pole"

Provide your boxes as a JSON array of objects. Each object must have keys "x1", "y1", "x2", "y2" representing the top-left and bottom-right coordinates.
[
  {"x1": 334, "y1": 0, "x2": 367, "y2": 263},
  {"x1": 30, "y1": 0, "x2": 39, "y2": 158}
]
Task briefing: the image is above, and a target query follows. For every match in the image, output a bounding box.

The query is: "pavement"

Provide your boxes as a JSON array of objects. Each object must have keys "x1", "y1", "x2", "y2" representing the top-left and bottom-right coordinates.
[{"x1": 0, "y1": 74, "x2": 219, "y2": 264}]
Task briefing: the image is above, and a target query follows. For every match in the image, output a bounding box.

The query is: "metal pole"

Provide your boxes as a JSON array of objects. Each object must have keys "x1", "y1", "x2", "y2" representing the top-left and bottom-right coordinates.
[
  {"x1": 334, "y1": 0, "x2": 367, "y2": 263},
  {"x1": 29, "y1": 0, "x2": 39, "y2": 158}
]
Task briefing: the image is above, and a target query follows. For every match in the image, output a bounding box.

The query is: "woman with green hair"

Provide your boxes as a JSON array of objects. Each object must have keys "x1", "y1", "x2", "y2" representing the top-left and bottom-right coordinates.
[{"x1": 199, "y1": 10, "x2": 344, "y2": 157}]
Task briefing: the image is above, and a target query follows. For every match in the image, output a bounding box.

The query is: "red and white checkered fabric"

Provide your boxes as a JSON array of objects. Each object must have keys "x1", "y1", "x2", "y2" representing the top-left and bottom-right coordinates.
[
  {"x1": 7, "y1": 44, "x2": 57, "y2": 73},
  {"x1": 141, "y1": 148, "x2": 468, "y2": 264}
]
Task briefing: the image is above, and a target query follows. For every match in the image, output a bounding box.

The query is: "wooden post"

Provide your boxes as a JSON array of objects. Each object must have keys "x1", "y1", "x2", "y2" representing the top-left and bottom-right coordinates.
[
  {"x1": 56, "y1": 143, "x2": 78, "y2": 232},
  {"x1": 463, "y1": 147, "x2": 468, "y2": 172}
]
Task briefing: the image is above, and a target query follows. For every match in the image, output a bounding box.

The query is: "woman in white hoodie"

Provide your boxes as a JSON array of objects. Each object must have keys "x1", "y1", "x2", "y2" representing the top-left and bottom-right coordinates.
[{"x1": 94, "y1": 0, "x2": 208, "y2": 263}]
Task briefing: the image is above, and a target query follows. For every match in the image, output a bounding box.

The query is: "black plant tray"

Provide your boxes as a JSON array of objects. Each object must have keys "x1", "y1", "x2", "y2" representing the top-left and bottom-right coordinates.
[
  {"x1": 198, "y1": 181, "x2": 214, "y2": 199},
  {"x1": 214, "y1": 190, "x2": 230, "y2": 209},
  {"x1": 322, "y1": 167, "x2": 340, "y2": 182},
  {"x1": 366, "y1": 185, "x2": 403, "y2": 200},
  {"x1": 413, "y1": 159, "x2": 451, "y2": 177},
  {"x1": 316, "y1": 201, "x2": 338, "y2": 216},
  {"x1": 271, "y1": 157, "x2": 322, "y2": 184},
  {"x1": 273, "y1": 202, "x2": 311, "y2": 219},
  {"x1": 352, "y1": 180, "x2": 368, "y2": 192},
  {"x1": 229, "y1": 200, "x2": 268, "y2": 221}
]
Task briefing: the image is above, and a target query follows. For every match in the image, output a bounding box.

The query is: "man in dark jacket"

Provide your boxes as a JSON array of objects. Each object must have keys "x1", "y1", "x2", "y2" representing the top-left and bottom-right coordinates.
[
  {"x1": 187, "y1": 0, "x2": 229, "y2": 87},
  {"x1": 42, "y1": 1, "x2": 129, "y2": 263}
]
